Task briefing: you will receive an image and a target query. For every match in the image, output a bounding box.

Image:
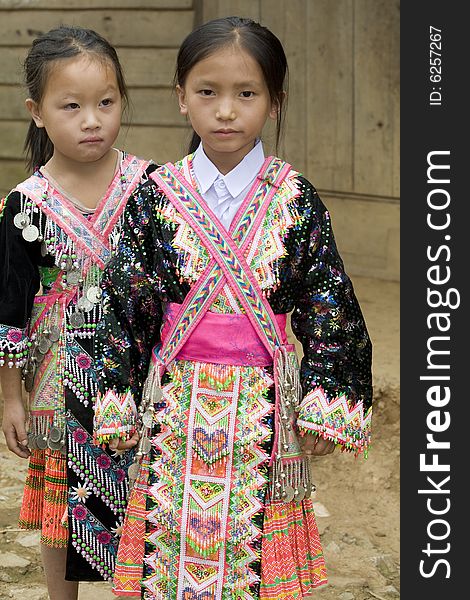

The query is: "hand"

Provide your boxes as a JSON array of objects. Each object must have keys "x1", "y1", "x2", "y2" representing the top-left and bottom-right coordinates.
[
  {"x1": 301, "y1": 433, "x2": 335, "y2": 456},
  {"x1": 108, "y1": 430, "x2": 140, "y2": 451},
  {"x1": 2, "y1": 396, "x2": 30, "y2": 458}
]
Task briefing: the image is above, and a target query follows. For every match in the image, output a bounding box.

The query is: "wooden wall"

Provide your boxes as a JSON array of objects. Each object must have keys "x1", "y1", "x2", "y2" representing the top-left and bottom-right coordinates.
[{"x1": 0, "y1": 0, "x2": 399, "y2": 281}]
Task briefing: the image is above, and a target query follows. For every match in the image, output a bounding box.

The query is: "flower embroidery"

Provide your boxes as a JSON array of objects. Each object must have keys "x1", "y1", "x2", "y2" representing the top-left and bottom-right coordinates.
[
  {"x1": 111, "y1": 521, "x2": 123, "y2": 537},
  {"x1": 97, "y1": 531, "x2": 112, "y2": 545},
  {"x1": 6, "y1": 329, "x2": 23, "y2": 344},
  {"x1": 70, "y1": 484, "x2": 91, "y2": 503},
  {"x1": 72, "y1": 428, "x2": 87, "y2": 444},
  {"x1": 76, "y1": 352, "x2": 92, "y2": 370},
  {"x1": 72, "y1": 505, "x2": 87, "y2": 520},
  {"x1": 115, "y1": 468, "x2": 126, "y2": 483},
  {"x1": 96, "y1": 453, "x2": 112, "y2": 470}
]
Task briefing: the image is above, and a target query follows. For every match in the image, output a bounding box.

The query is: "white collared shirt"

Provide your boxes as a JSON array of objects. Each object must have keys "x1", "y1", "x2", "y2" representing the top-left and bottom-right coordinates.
[{"x1": 192, "y1": 141, "x2": 265, "y2": 229}]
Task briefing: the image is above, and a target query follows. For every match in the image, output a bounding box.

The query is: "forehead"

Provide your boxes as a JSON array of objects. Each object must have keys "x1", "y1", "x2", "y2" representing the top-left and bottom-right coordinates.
[
  {"x1": 44, "y1": 54, "x2": 118, "y2": 93},
  {"x1": 187, "y1": 46, "x2": 266, "y2": 85}
]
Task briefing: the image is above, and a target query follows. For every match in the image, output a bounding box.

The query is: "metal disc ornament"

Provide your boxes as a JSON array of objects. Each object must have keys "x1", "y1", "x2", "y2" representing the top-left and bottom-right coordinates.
[
  {"x1": 67, "y1": 270, "x2": 80, "y2": 285},
  {"x1": 38, "y1": 336, "x2": 52, "y2": 354},
  {"x1": 294, "y1": 486, "x2": 305, "y2": 502},
  {"x1": 24, "y1": 371, "x2": 35, "y2": 392},
  {"x1": 86, "y1": 286, "x2": 102, "y2": 304},
  {"x1": 48, "y1": 326, "x2": 60, "y2": 342},
  {"x1": 13, "y1": 212, "x2": 30, "y2": 229},
  {"x1": 65, "y1": 256, "x2": 74, "y2": 272},
  {"x1": 40, "y1": 241, "x2": 49, "y2": 257},
  {"x1": 154, "y1": 387, "x2": 163, "y2": 402},
  {"x1": 282, "y1": 485, "x2": 295, "y2": 502},
  {"x1": 49, "y1": 426, "x2": 62, "y2": 443},
  {"x1": 22, "y1": 224, "x2": 39, "y2": 242},
  {"x1": 27, "y1": 433, "x2": 37, "y2": 450},
  {"x1": 48, "y1": 439, "x2": 65, "y2": 451},
  {"x1": 77, "y1": 296, "x2": 94, "y2": 313},
  {"x1": 140, "y1": 438, "x2": 152, "y2": 454},
  {"x1": 142, "y1": 411, "x2": 153, "y2": 427},
  {"x1": 69, "y1": 311, "x2": 85, "y2": 328},
  {"x1": 35, "y1": 435, "x2": 48, "y2": 450},
  {"x1": 128, "y1": 462, "x2": 140, "y2": 480}
]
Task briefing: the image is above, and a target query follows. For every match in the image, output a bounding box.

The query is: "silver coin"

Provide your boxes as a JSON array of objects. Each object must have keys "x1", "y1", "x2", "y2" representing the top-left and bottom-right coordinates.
[
  {"x1": 22, "y1": 224, "x2": 39, "y2": 242},
  {"x1": 48, "y1": 326, "x2": 60, "y2": 342},
  {"x1": 24, "y1": 371, "x2": 35, "y2": 392},
  {"x1": 35, "y1": 435, "x2": 48, "y2": 450},
  {"x1": 154, "y1": 387, "x2": 163, "y2": 402},
  {"x1": 32, "y1": 348, "x2": 44, "y2": 363},
  {"x1": 67, "y1": 270, "x2": 80, "y2": 286},
  {"x1": 86, "y1": 286, "x2": 102, "y2": 304},
  {"x1": 40, "y1": 241, "x2": 49, "y2": 257},
  {"x1": 140, "y1": 438, "x2": 152, "y2": 454},
  {"x1": 69, "y1": 311, "x2": 85, "y2": 328},
  {"x1": 49, "y1": 426, "x2": 62, "y2": 443},
  {"x1": 13, "y1": 212, "x2": 30, "y2": 229},
  {"x1": 142, "y1": 411, "x2": 154, "y2": 427},
  {"x1": 294, "y1": 486, "x2": 306, "y2": 502},
  {"x1": 282, "y1": 485, "x2": 295, "y2": 502},
  {"x1": 38, "y1": 337, "x2": 52, "y2": 354},
  {"x1": 127, "y1": 462, "x2": 140, "y2": 480},
  {"x1": 48, "y1": 439, "x2": 65, "y2": 451},
  {"x1": 65, "y1": 256, "x2": 74, "y2": 272},
  {"x1": 77, "y1": 296, "x2": 94, "y2": 313},
  {"x1": 27, "y1": 433, "x2": 37, "y2": 450}
]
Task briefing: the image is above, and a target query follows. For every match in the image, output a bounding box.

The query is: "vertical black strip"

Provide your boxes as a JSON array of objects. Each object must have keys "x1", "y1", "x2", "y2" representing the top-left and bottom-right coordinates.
[{"x1": 401, "y1": 3, "x2": 466, "y2": 597}]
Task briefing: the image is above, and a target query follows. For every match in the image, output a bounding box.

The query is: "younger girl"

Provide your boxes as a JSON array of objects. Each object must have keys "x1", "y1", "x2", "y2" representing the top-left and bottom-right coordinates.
[
  {"x1": 0, "y1": 26, "x2": 154, "y2": 599},
  {"x1": 94, "y1": 16, "x2": 372, "y2": 599}
]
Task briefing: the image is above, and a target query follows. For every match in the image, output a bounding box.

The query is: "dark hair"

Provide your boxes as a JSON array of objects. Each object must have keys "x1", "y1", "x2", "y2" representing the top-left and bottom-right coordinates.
[
  {"x1": 175, "y1": 16, "x2": 288, "y2": 154},
  {"x1": 23, "y1": 25, "x2": 128, "y2": 172}
]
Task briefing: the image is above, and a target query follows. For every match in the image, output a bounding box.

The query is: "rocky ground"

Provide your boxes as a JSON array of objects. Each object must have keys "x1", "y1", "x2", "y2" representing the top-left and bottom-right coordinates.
[{"x1": 0, "y1": 276, "x2": 400, "y2": 600}]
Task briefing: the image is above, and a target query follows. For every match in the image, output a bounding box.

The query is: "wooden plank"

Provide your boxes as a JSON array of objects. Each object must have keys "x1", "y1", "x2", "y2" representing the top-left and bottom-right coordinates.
[
  {"x1": 0, "y1": 47, "x2": 179, "y2": 86},
  {"x1": 0, "y1": 159, "x2": 28, "y2": 198},
  {"x1": 306, "y1": 0, "x2": 354, "y2": 191},
  {"x1": 0, "y1": 120, "x2": 190, "y2": 164},
  {"x1": 0, "y1": 1, "x2": 192, "y2": 8},
  {"x1": 0, "y1": 85, "x2": 28, "y2": 119},
  {"x1": 0, "y1": 10, "x2": 194, "y2": 47},
  {"x1": 354, "y1": 0, "x2": 400, "y2": 197},
  {"x1": 199, "y1": 0, "x2": 260, "y2": 22}
]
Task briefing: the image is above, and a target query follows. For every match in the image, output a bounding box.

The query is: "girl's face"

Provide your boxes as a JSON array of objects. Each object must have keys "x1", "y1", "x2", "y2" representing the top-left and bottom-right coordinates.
[
  {"x1": 177, "y1": 45, "x2": 278, "y2": 174},
  {"x1": 27, "y1": 54, "x2": 122, "y2": 168}
]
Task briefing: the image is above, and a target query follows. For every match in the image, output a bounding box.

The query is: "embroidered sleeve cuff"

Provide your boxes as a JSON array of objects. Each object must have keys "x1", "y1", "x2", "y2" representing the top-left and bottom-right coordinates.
[
  {"x1": 93, "y1": 389, "x2": 138, "y2": 445},
  {"x1": 296, "y1": 386, "x2": 372, "y2": 456},
  {"x1": 0, "y1": 324, "x2": 29, "y2": 368}
]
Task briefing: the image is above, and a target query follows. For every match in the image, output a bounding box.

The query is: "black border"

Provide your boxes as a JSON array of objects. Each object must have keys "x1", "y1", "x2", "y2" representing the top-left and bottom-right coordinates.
[{"x1": 401, "y1": 3, "x2": 466, "y2": 597}]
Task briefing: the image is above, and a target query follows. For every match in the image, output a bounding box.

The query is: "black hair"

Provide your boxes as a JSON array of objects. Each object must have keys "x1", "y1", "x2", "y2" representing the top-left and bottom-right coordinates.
[
  {"x1": 174, "y1": 16, "x2": 288, "y2": 155},
  {"x1": 23, "y1": 25, "x2": 128, "y2": 172}
]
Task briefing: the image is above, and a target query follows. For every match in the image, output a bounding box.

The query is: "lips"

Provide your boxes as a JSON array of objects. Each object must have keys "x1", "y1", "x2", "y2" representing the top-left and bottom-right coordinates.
[{"x1": 80, "y1": 137, "x2": 103, "y2": 143}]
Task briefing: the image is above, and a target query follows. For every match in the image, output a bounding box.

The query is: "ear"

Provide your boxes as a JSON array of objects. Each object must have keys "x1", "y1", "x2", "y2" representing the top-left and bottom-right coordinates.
[
  {"x1": 269, "y1": 91, "x2": 287, "y2": 120},
  {"x1": 176, "y1": 85, "x2": 188, "y2": 116},
  {"x1": 25, "y1": 98, "x2": 45, "y2": 128}
]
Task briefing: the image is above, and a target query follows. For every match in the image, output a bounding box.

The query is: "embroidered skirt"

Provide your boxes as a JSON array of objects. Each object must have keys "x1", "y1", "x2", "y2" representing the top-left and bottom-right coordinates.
[{"x1": 113, "y1": 359, "x2": 327, "y2": 599}]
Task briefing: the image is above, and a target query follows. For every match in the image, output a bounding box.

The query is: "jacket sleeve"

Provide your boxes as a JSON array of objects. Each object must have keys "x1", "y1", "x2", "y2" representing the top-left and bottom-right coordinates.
[
  {"x1": 291, "y1": 179, "x2": 373, "y2": 455},
  {"x1": 93, "y1": 182, "x2": 164, "y2": 443},
  {"x1": 0, "y1": 191, "x2": 41, "y2": 368}
]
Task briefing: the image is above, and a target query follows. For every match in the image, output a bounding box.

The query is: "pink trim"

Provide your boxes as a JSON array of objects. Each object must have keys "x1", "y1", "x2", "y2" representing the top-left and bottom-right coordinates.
[{"x1": 161, "y1": 302, "x2": 288, "y2": 366}]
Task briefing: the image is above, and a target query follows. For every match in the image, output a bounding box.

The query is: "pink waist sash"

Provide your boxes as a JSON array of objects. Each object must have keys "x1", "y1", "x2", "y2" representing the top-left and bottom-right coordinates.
[{"x1": 160, "y1": 302, "x2": 289, "y2": 366}]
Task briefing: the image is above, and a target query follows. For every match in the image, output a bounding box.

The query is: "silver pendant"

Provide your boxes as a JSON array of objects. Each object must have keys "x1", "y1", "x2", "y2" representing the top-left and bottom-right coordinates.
[
  {"x1": 69, "y1": 311, "x2": 85, "y2": 328},
  {"x1": 48, "y1": 439, "x2": 65, "y2": 451},
  {"x1": 66, "y1": 270, "x2": 80, "y2": 286},
  {"x1": 282, "y1": 485, "x2": 295, "y2": 502},
  {"x1": 13, "y1": 212, "x2": 30, "y2": 229},
  {"x1": 154, "y1": 387, "x2": 163, "y2": 402},
  {"x1": 127, "y1": 462, "x2": 140, "y2": 480},
  {"x1": 48, "y1": 326, "x2": 60, "y2": 342},
  {"x1": 35, "y1": 435, "x2": 48, "y2": 450},
  {"x1": 86, "y1": 285, "x2": 102, "y2": 304},
  {"x1": 22, "y1": 224, "x2": 39, "y2": 242},
  {"x1": 77, "y1": 296, "x2": 94, "y2": 313},
  {"x1": 40, "y1": 241, "x2": 49, "y2": 257},
  {"x1": 142, "y1": 411, "x2": 153, "y2": 427},
  {"x1": 49, "y1": 426, "x2": 62, "y2": 443},
  {"x1": 38, "y1": 336, "x2": 52, "y2": 354},
  {"x1": 27, "y1": 433, "x2": 37, "y2": 450},
  {"x1": 24, "y1": 371, "x2": 35, "y2": 392},
  {"x1": 295, "y1": 486, "x2": 306, "y2": 502},
  {"x1": 140, "y1": 438, "x2": 152, "y2": 454},
  {"x1": 65, "y1": 256, "x2": 74, "y2": 272},
  {"x1": 32, "y1": 348, "x2": 44, "y2": 363}
]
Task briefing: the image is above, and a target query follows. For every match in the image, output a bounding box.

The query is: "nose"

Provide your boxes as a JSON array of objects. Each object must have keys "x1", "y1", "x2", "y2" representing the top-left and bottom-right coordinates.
[
  {"x1": 81, "y1": 108, "x2": 101, "y2": 130},
  {"x1": 216, "y1": 98, "x2": 236, "y2": 121}
]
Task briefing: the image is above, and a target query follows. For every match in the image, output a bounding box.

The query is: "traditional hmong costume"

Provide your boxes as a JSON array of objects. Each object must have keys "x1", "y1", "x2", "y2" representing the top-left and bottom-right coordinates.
[
  {"x1": 0, "y1": 151, "x2": 155, "y2": 581},
  {"x1": 94, "y1": 148, "x2": 372, "y2": 599}
]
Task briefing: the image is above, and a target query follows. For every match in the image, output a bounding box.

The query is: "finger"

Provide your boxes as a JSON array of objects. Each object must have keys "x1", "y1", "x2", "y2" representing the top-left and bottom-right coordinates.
[
  {"x1": 108, "y1": 438, "x2": 120, "y2": 450},
  {"x1": 4, "y1": 429, "x2": 30, "y2": 458}
]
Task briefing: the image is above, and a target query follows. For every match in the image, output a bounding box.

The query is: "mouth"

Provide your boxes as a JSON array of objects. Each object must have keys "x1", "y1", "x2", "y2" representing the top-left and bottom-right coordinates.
[
  {"x1": 214, "y1": 129, "x2": 238, "y2": 135},
  {"x1": 80, "y1": 137, "x2": 103, "y2": 144}
]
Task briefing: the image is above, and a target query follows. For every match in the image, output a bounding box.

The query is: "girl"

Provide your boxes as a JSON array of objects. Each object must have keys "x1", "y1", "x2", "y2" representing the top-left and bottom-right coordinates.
[
  {"x1": 94, "y1": 16, "x2": 372, "y2": 600},
  {"x1": 0, "y1": 25, "x2": 155, "y2": 600}
]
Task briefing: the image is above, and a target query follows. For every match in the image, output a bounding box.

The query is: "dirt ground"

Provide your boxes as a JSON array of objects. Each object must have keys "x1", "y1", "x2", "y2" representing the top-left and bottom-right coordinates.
[{"x1": 0, "y1": 275, "x2": 400, "y2": 600}]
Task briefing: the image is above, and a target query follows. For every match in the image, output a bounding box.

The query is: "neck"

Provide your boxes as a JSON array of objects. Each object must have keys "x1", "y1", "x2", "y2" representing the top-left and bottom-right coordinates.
[
  {"x1": 44, "y1": 148, "x2": 118, "y2": 185},
  {"x1": 201, "y1": 141, "x2": 256, "y2": 175}
]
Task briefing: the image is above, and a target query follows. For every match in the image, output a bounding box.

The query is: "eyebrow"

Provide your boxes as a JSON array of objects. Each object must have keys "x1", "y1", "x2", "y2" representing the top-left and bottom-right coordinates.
[{"x1": 194, "y1": 79, "x2": 262, "y2": 88}]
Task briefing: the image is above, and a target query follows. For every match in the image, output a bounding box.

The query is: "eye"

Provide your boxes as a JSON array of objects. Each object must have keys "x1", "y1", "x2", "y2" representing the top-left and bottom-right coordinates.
[
  {"x1": 240, "y1": 91, "x2": 255, "y2": 98},
  {"x1": 64, "y1": 102, "x2": 79, "y2": 110},
  {"x1": 199, "y1": 89, "x2": 215, "y2": 97},
  {"x1": 100, "y1": 98, "x2": 113, "y2": 107}
]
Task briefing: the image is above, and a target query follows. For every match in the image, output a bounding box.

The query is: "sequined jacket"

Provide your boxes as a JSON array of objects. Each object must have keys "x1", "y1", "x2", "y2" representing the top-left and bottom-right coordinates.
[{"x1": 95, "y1": 161, "x2": 373, "y2": 454}]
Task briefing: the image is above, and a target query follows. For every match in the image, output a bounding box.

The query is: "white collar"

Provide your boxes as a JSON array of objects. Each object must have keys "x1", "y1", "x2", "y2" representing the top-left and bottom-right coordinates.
[{"x1": 192, "y1": 141, "x2": 265, "y2": 197}]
